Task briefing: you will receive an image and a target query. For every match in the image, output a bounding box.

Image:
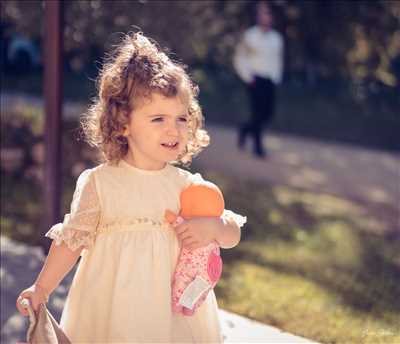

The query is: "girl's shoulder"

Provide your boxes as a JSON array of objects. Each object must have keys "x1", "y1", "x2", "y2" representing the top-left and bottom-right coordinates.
[
  {"x1": 74, "y1": 164, "x2": 102, "y2": 183},
  {"x1": 73, "y1": 163, "x2": 116, "y2": 189},
  {"x1": 81, "y1": 162, "x2": 206, "y2": 189},
  {"x1": 172, "y1": 166, "x2": 207, "y2": 188},
  {"x1": 85, "y1": 161, "x2": 128, "y2": 177},
  {"x1": 77, "y1": 163, "x2": 108, "y2": 178}
]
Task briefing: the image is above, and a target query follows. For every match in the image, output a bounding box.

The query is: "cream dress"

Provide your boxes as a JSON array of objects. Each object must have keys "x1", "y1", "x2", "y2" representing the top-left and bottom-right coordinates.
[{"x1": 46, "y1": 159, "x2": 246, "y2": 343}]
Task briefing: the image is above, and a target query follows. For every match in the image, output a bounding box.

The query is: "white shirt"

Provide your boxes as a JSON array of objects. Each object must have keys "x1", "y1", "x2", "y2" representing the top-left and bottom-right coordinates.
[{"x1": 233, "y1": 26, "x2": 284, "y2": 85}]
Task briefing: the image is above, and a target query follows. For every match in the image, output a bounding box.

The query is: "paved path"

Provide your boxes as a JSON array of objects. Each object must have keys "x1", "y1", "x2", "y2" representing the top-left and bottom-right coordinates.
[
  {"x1": 1, "y1": 236, "x2": 317, "y2": 344},
  {"x1": 3, "y1": 91, "x2": 399, "y2": 215}
]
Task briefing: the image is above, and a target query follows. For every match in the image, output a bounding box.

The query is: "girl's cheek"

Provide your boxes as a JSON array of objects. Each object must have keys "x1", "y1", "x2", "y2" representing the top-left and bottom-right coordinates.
[
  {"x1": 178, "y1": 121, "x2": 188, "y2": 129},
  {"x1": 180, "y1": 132, "x2": 189, "y2": 151},
  {"x1": 182, "y1": 130, "x2": 189, "y2": 144},
  {"x1": 178, "y1": 123, "x2": 189, "y2": 135}
]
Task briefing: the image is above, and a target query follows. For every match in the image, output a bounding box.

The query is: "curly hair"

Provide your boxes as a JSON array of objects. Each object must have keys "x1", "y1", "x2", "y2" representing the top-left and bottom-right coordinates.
[{"x1": 80, "y1": 31, "x2": 209, "y2": 167}]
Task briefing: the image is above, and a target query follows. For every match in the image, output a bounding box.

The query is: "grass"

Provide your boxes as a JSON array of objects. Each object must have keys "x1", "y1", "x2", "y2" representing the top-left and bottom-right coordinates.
[{"x1": 193, "y1": 167, "x2": 400, "y2": 344}]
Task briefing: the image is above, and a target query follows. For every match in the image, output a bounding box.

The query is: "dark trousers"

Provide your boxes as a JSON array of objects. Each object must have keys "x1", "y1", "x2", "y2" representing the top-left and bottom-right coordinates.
[{"x1": 239, "y1": 76, "x2": 276, "y2": 154}]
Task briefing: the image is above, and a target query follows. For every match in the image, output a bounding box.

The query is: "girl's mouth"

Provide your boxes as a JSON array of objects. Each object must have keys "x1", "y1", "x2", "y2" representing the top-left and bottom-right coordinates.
[{"x1": 161, "y1": 142, "x2": 179, "y2": 150}]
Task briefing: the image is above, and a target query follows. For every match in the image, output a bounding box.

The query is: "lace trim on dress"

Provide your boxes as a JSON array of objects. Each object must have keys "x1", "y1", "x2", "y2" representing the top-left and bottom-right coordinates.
[
  {"x1": 45, "y1": 223, "x2": 96, "y2": 251},
  {"x1": 97, "y1": 218, "x2": 167, "y2": 233},
  {"x1": 221, "y1": 209, "x2": 247, "y2": 228},
  {"x1": 45, "y1": 168, "x2": 100, "y2": 251}
]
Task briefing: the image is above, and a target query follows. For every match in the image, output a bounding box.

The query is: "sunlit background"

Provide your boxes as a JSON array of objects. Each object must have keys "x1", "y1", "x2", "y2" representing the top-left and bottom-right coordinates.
[{"x1": 1, "y1": 1, "x2": 399, "y2": 344}]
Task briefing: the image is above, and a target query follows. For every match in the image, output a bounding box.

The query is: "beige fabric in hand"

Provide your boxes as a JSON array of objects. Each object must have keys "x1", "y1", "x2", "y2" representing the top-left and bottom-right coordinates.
[{"x1": 21, "y1": 298, "x2": 71, "y2": 344}]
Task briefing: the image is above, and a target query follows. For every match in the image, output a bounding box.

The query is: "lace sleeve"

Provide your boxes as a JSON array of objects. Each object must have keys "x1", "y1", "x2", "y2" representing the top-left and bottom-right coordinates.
[
  {"x1": 183, "y1": 171, "x2": 205, "y2": 189},
  {"x1": 221, "y1": 209, "x2": 247, "y2": 228},
  {"x1": 45, "y1": 168, "x2": 101, "y2": 252}
]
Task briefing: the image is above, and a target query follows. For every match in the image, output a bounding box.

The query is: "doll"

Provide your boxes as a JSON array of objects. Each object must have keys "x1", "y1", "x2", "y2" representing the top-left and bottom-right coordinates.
[{"x1": 165, "y1": 181, "x2": 225, "y2": 316}]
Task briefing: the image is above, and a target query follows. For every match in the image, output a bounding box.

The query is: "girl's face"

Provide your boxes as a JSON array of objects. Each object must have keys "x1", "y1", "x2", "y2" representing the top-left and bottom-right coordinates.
[{"x1": 122, "y1": 92, "x2": 189, "y2": 170}]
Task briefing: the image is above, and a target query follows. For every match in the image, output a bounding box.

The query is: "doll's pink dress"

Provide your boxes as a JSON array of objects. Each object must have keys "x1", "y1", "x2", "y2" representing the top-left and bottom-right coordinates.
[
  {"x1": 171, "y1": 236, "x2": 223, "y2": 316},
  {"x1": 45, "y1": 159, "x2": 246, "y2": 343}
]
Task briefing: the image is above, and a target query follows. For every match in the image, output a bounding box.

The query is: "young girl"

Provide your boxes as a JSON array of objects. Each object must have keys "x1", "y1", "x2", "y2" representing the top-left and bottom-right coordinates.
[{"x1": 16, "y1": 32, "x2": 246, "y2": 343}]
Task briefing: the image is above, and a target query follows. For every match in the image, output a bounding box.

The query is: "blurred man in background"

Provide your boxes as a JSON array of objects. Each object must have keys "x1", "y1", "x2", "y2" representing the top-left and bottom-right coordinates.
[{"x1": 234, "y1": 1, "x2": 284, "y2": 158}]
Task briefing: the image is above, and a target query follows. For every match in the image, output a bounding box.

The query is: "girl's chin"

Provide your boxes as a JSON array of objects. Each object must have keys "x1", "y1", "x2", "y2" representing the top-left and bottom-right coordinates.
[
  {"x1": 165, "y1": 154, "x2": 181, "y2": 162},
  {"x1": 160, "y1": 147, "x2": 183, "y2": 158},
  {"x1": 157, "y1": 154, "x2": 179, "y2": 163}
]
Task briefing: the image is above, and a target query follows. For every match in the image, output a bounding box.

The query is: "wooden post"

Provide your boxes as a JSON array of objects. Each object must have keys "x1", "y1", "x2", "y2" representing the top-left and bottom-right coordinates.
[{"x1": 41, "y1": 0, "x2": 63, "y2": 254}]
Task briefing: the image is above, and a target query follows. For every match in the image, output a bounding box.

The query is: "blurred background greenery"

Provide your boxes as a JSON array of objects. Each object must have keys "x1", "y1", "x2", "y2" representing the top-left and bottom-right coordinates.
[
  {"x1": 1, "y1": 1, "x2": 399, "y2": 343},
  {"x1": 2, "y1": 0, "x2": 400, "y2": 150}
]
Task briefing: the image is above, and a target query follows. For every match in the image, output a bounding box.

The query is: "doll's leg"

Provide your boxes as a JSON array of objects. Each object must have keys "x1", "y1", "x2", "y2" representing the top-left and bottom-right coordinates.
[
  {"x1": 172, "y1": 243, "x2": 223, "y2": 315},
  {"x1": 171, "y1": 248, "x2": 196, "y2": 313},
  {"x1": 182, "y1": 245, "x2": 222, "y2": 315},
  {"x1": 172, "y1": 246, "x2": 215, "y2": 314}
]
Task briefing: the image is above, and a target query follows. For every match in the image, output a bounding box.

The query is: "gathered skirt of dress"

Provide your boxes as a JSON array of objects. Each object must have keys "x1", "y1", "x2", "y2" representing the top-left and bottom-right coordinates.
[{"x1": 60, "y1": 225, "x2": 223, "y2": 343}]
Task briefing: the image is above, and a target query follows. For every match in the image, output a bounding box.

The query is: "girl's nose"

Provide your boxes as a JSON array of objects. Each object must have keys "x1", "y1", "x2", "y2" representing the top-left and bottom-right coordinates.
[{"x1": 166, "y1": 122, "x2": 179, "y2": 136}]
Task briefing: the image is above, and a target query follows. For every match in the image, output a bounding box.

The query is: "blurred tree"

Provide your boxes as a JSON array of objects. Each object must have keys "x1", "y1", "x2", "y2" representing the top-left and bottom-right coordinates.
[{"x1": 1, "y1": 0, "x2": 399, "y2": 100}]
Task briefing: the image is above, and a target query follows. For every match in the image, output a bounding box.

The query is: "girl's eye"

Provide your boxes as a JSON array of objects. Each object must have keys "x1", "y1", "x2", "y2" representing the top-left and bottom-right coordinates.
[
  {"x1": 151, "y1": 117, "x2": 163, "y2": 122},
  {"x1": 178, "y1": 117, "x2": 188, "y2": 122}
]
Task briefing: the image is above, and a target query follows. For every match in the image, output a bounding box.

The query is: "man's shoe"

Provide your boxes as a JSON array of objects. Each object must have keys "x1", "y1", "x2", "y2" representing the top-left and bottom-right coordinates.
[{"x1": 254, "y1": 148, "x2": 267, "y2": 159}]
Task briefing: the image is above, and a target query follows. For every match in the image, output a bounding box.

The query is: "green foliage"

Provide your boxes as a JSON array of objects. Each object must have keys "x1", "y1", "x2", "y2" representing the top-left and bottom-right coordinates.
[
  {"x1": 0, "y1": 111, "x2": 97, "y2": 243},
  {"x1": 2, "y1": 0, "x2": 400, "y2": 93},
  {"x1": 1, "y1": 173, "x2": 43, "y2": 243}
]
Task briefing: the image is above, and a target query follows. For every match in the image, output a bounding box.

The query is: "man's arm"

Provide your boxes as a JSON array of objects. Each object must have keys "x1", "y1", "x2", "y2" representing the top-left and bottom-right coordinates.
[
  {"x1": 233, "y1": 31, "x2": 254, "y2": 84},
  {"x1": 276, "y1": 32, "x2": 285, "y2": 84}
]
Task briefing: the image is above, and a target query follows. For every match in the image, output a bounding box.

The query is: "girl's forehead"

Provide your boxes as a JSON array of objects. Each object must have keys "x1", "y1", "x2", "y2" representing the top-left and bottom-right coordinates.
[{"x1": 134, "y1": 93, "x2": 188, "y2": 115}]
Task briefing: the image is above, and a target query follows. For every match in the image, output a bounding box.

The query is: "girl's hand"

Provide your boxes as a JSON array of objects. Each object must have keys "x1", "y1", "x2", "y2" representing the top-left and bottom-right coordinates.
[
  {"x1": 16, "y1": 284, "x2": 49, "y2": 316},
  {"x1": 173, "y1": 217, "x2": 219, "y2": 251}
]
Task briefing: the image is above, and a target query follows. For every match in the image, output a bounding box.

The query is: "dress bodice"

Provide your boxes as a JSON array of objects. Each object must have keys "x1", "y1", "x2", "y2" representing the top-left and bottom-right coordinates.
[
  {"x1": 46, "y1": 159, "x2": 246, "y2": 253},
  {"x1": 95, "y1": 160, "x2": 187, "y2": 233}
]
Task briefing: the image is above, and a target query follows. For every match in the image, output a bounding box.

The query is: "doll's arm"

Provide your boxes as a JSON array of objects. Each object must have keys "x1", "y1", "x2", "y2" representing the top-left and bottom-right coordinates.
[
  {"x1": 215, "y1": 209, "x2": 247, "y2": 249},
  {"x1": 214, "y1": 216, "x2": 242, "y2": 249},
  {"x1": 165, "y1": 210, "x2": 184, "y2": 227}
]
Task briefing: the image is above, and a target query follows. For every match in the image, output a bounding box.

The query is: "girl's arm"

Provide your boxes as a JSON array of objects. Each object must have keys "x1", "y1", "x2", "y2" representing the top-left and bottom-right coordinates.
[
  {"x1": 16, "y1": 241, "x2": 83, "y2": 316},
  {"x1": 174, "y1": 216, "x2": 242, "y2": 251},
  {"x1": 17, "y1": 168, "x2": 100, "y2": 316},
  {"x1": 34, "y1": 241, "x2": 83, "y2": 294}
]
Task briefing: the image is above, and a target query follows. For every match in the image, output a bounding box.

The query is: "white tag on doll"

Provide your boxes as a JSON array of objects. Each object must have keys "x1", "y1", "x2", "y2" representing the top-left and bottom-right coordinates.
[{"x1": 178, "y1": 276, "x2": 211, "y2": 310}]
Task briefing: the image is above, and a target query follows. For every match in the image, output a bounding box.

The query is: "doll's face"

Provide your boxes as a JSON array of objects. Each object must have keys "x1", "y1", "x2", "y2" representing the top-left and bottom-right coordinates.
[
  {"x1": 180, "y1": 184, "x2": 225, "y2": 218},
  {"x1": 122, "y1": 92, "x2": 189, "y2": 170}
]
